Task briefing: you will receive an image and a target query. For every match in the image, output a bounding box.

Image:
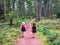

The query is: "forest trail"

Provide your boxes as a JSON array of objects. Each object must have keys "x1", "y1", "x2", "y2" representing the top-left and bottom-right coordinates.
[{"x1": 13, "y1": 20, "x2": 43, "y2": 45}]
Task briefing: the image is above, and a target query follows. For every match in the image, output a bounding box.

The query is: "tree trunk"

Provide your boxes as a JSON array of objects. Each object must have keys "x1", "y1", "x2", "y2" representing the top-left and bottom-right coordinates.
[
  {"x1": 38, "y1": 0, "x2": 42, "y2": 20},
  {"x1": 9, "y1": 0, "x2": 15, "y2": 25},
  {"x1": 44, "y1": 2, "x2": 48, "y2": 19},
  {"x1": 3, "y1": 0, "x2": 6, "y2": 19},
  {"x1": 34, "y1": 0, "x2": 38, "y2": 21},
  {"x1": 21, "y1": 0, "x2": 24, "y2": 18},
  {"x1": 19, "y1": 0, "x2": 25, "y2": 18},
  {"x1": 34, "y1": 0, "x2": 42, "y2": 21},
  {"x1": 27, "y1": 6, "x2": 32, "y2": 19},
  {"x1": 14, "y1": 0, "x2": 19, "y2": 10},
  {"x1": 10, "y1": 16, "x2": 13, "y2": 25},
  {"x1": 49, "y1": 0, "x2": 52, "y2": 19}
]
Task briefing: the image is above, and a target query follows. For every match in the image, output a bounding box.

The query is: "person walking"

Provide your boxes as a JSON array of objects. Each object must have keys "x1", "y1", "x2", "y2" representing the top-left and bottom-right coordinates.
[
  {"x1": 20, "y1": 22, "x2": 26, "y2": 38},
  {"x1": 32, "y1": 23, "x2": 36, "y2": 38}
]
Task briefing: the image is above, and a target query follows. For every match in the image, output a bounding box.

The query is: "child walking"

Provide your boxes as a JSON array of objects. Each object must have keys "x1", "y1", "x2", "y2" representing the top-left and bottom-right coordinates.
[
  {"x1": 20, "y1": 22, "x2": 26, "y2": 38},
  {"x1": 32, "y1": 23, "x2": 36, "y2": 38}
]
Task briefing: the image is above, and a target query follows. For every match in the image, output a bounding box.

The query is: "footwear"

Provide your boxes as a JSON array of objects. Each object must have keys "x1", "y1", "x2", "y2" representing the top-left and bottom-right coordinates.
[
  {"x1": 19, "y1": 36, "x2": 24, "y2": 38},
  {"x1": 19, "y1": 36, "x2": 22, "y2": 38},
  {"x1": 32, "y1": 37, "x2": 35, "y2": 38},
  {"x1": 19, "y1": 37, "x2": 21, "y2": 38},
  {"x1": 22, "y1": 36, "x2": 24, "y2": 38}
]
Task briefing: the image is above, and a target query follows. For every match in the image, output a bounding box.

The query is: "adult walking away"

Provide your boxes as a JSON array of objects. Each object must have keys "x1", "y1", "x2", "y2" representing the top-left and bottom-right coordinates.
[
  {"x1": 32, "y1": 23, "x2": 37, "y2": 38},
  {"x1": 20, "y1": 22, "x2": 26, "y2": 38}
]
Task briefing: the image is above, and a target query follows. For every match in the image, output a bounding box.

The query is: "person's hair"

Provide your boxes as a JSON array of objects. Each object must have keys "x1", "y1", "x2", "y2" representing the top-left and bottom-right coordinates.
[
  {"x1": 33, "y1": 23, "x2": 36, "y2": 26},
  {"x1": 22, "y1": 22, "x2": 25, "y2": 24}
]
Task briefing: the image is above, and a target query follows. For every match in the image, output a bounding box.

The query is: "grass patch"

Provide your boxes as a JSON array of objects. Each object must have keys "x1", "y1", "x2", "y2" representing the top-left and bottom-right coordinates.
[
  {"x1": 36, "y1": 19, "x2": 60, "y2": 45},
  {"x1": 0, "y1": 25, "x2": 20, "y2": 45}
]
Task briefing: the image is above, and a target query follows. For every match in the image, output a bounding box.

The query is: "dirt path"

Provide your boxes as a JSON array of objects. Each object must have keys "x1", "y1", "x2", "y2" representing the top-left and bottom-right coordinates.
[{"x1": 13, "y1": 21, "x2": 43, "y2": 45}]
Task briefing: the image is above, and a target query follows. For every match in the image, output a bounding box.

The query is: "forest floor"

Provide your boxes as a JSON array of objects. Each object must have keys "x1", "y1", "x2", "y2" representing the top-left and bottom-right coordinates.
[{"x1": 12, "y1": 21, "x2": 43, "y2": 45}]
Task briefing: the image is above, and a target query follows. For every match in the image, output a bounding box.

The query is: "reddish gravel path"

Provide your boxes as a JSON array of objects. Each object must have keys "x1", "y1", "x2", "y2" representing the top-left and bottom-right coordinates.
[{"x1": 13, "y1": 21, "x2": 43, "y2": 45}]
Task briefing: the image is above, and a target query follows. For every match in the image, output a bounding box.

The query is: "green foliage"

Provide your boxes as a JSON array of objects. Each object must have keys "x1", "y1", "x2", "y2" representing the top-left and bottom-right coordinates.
[
  {"x1": 0, "y1": 33, "x2": 5, "y2": 41},
  {"x1": 42, "y1": 26, "x2": 49, "y2": 35},
  {"x1": 26, "y1": 0, "x2": 33, "y2": 6},
  {"x1": 47, "y1": 31, "x2": 57, "y2": 42},
  {"x1": 0, "y1": 25, "x2": 20, "y2": 45},
  {"x1": 51, "y1": 15, "x2": 57, "y2": 20},
  {"x1": 31, "y1": 9, "x2": 35, "y2": 17},
  {"x1": 3, "y1": 42, "x2": 11, "y2": 45},
  {"x1": 6, "y1": 11, "x2": 13, "y2": 20},
  {"x1": 0, "y1": 0, "x2": 3, "y2": 4},
  {"x1": 36, "y1": 20, "x2": 60, "y2": 45},
  {"x1": 36, "y1": 25, "x2": 43, "y2": 32},
  {"x1": 43, "y1": 0, "x2": 49, "y2": 4},
  {"x1": 52, "y1": 39, "x2": 60, "y2": 45},
  {"x1": 37, "y1": 24, "x2": 49, "y2": 35},
  {"x1": 13, "y1": 18, "x2": 29, "y2": 26}
]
